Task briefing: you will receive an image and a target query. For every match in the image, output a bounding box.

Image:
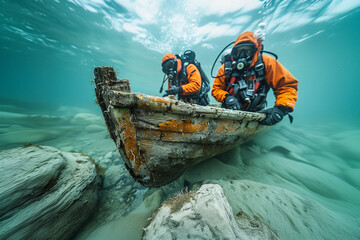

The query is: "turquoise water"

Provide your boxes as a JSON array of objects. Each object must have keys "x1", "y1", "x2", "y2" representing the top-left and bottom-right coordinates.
[
  {"x1": 1, "y1": 0, "x2": 360, "y2": 124},
  {"x1": 1, "y1": 1, "x2": 360, "y2": 239}
]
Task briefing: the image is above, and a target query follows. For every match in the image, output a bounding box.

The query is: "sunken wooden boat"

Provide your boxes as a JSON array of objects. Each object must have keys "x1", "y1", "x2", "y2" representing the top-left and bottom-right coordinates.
[{"x1": 94, "y1": 66, "x2": 270, "y2": 187}]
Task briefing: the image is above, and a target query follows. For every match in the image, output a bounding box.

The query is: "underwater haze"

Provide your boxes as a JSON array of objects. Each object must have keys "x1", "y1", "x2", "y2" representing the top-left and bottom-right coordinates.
[{"x1": 1, "y1": 0, "x2": 360, "y2": 239}]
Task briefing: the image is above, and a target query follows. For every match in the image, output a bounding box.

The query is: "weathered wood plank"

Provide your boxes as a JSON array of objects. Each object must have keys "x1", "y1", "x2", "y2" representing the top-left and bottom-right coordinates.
[{"x1": 108, "y1": 91, "x2": 266, "y2": 121}]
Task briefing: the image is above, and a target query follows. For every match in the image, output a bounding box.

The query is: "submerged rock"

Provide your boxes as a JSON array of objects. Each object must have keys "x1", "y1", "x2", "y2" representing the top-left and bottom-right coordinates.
[
  {"x1": 142, "y1": 184, "x2": 278, "y2": 240},
  {"x1": 0, "y1": 145, "x2": 101, "y2": 240}
]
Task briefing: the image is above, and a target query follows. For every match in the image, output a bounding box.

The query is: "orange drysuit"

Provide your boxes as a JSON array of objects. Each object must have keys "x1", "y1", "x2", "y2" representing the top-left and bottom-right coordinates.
[
  {"x1": 178, "y1": 62, "x2": 201, "y2": 95},
  {"x1": 162, "y1": 53, "x2": 201, "y2": 96},
  {"x1": 212, "y1": 31, "x2": 298, "y2": 111}
]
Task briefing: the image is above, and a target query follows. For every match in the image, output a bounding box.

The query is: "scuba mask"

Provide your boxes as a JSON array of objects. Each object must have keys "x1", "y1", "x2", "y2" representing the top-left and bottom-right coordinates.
[
  {"x1": 162, "y1": 59, "x2": 177, "y2": 79},
  {"x1": 231, "y1": 43, "x2": 256, "y2": 72}
]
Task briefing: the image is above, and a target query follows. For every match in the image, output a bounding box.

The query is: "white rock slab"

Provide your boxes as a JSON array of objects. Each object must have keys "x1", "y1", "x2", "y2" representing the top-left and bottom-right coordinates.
[
  {"x1": 0, "y1": 145, "x2": 101, "y2": 240},
  {"x1": 143, "y1": 184, "x2": 278, "y2": 240}
]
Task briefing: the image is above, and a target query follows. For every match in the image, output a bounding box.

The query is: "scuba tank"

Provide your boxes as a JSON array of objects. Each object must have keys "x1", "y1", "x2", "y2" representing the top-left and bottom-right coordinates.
[{"x1": 210, "y1": 41, "x2": 235, "y2": 78}]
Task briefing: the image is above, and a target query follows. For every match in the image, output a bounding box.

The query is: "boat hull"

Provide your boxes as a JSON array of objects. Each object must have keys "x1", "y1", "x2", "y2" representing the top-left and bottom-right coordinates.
[{"x1": 94, "y1": 67, "x2": 270, "y2": 187}]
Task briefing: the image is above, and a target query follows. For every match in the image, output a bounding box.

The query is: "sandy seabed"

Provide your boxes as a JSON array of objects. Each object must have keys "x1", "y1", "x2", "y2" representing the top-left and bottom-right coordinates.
[{"x1": 0, "y1": 103, "x2": 359, "y2": 240}]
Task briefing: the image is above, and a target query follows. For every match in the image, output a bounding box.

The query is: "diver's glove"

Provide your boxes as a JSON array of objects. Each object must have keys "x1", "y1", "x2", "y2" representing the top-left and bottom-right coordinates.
[
  {"x1": 223, "y1": 94, "x2": 241, "y2": 110},
  {"x1": 259, "y1": 105, "x2": 291, "y2": 125},
  {"x1": 163, "y1": 86, "x2": 182, "y2": 96}
]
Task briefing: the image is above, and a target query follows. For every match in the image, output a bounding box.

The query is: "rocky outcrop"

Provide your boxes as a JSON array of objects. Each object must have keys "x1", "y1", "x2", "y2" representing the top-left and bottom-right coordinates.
[
  {"x1": 0, "y1": 145, "x2": 101, "y2": 240},
  {"x1": 142, "y1": 184, "x2": 278, "y2": 240}
]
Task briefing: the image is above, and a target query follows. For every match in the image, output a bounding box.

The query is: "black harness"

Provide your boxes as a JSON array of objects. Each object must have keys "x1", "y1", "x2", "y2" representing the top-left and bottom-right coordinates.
[
  {"x1": 226, "y1": 53, "x2": 270, "y2": 111},
  {"x1": 175, "y1": 57, "x2": 210, "y2": 106}
]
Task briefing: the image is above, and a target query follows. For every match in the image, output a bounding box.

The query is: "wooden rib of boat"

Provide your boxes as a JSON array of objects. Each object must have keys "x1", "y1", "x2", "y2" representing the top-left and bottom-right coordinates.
[{"x1": 94, "y1": 66, "x2": 270, "y2": 187}]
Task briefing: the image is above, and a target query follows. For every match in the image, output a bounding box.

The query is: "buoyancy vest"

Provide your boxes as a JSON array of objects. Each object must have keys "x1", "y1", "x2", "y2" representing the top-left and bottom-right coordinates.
[
  {"x1": 175, "y1": 51, "x2": 210, "y2": 106},
  {"x1": 225, "y1": 53, "x2": 270, "y2": 111}
]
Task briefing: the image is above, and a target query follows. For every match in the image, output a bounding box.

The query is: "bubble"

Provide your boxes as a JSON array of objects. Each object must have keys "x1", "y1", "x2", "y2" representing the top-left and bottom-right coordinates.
[{"x1": 254, "y1": 22, "x2": 266, "y2": 42}]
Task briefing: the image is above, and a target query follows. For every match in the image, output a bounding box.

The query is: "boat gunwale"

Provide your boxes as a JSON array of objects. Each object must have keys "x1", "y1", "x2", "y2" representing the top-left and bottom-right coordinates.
[{"x1": 107, "y1": 90, "x2": 267, "y2": 122}]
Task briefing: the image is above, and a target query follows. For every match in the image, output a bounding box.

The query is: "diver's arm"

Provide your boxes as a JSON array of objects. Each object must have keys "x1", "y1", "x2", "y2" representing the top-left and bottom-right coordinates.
[
  {"x1": 181, "y1": 64, "x2": 201, "y2": 95},
  {"x1": 211, "y1": 65, "x2": 229, "y2": 102},
  {"x1": 263, "y1": 55, "x2": 298, "y2": 111}
]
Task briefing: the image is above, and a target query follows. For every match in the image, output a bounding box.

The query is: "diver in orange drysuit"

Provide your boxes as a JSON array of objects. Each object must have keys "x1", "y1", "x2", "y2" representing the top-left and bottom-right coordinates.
[
  {"x1": 161, "y1": 53, "x2": 209, "y2": 106},
  {"x1": 212, "y1": 31, "x2": 298, "y2": 125}
]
